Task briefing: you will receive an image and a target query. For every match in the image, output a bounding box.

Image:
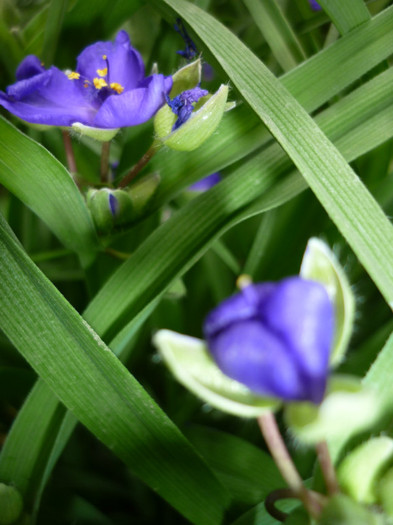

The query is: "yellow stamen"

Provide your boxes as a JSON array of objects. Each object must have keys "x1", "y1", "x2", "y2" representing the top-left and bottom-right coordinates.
[
  {"x1": 97, "y1": 67, "x2": 108, "y2": 77},
  {"x1": 110, "y1": 82, "x2": 124, "y2": 94},
  {"x1": 102, "y1": 55, "x2": 107, "y2": 59},
  {"x1": 93, "y1": 77, "x2": 108, "y2": 90},
  {"x1": 67, "y1": 71, "x2": 80, "y2": 80}
]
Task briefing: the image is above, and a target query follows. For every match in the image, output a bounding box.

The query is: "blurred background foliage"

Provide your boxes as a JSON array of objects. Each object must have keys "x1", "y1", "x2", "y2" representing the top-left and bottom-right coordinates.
[{"x1": 0, "y1": 0, "x2": 393, "y2": 523}]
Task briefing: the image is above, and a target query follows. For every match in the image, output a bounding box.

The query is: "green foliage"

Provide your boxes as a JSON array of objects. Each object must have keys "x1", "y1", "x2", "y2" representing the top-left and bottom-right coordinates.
[{"x1": 1, "y1": 0, "x2": 393, "y2": 523}]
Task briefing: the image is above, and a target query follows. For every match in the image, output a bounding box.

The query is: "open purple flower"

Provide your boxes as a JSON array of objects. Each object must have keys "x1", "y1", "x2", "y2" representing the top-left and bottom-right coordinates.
[
  {"x1": 0, "y1": 31, "x2": 172, "y2": 129},
  {"x1": 203, "y1": 277, "x2": 334, "y2": 404}
]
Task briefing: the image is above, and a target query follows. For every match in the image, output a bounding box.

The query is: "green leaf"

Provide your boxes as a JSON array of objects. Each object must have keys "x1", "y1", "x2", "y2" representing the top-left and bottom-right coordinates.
[
  {"x1": 0, "y1": 118, "x2": 98, "y2": 266},
  {"x1": 187, "y1": 426, "x2": 284, "y2": 505},
  {"x1": 156, "y1": 0, "x2": 393, "y2": 311},
  {"x1": 300, "y1": 238, "x2": 355, "y2": 366},
  {"x1": 153, "y1": 330, "x2": 279, "y2": 417},
  {"x1": 317, "y1": 0, "x2": 370, "y2": 35},
  {"x1": 0, "y1": 214, "x2": 229, "y2": 525},
  {"x1": 41, "y1": 0, "x2": 68, "y2": 64},
  {"x1": 243, "y1": 0, "x2": 306, "y2": 71}
]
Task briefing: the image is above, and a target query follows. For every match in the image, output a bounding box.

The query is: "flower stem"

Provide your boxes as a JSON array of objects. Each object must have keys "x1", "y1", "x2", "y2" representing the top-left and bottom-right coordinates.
[
  {"x1": 117, "y1": 143, "x2": 160, "y2": 188},
  {"x1": 100, "y1": 141, "x2": 111, "y2": 183},
  {"x1": 62, "y1": 130, "x2": 77, "y2": 175},
  {"x1": 316, "y1": 440, "x2": 339, "y2": 495},
  {"x1": 257, "y1": 412, "x2": 323, "y2": 519}
]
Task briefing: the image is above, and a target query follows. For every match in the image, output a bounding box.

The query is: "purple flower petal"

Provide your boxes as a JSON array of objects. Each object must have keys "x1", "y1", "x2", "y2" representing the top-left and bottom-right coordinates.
[
  {"x1": 76, "y1": 30, "x2": 145, "y2": 92},
  {"x1": 94, "y1": 74, "x2": 172, "y2": 128},
  {"x1": 1, "y1": 67, "x2": 97, "y2": 126},
  {"x1": 204, "y1": 277, "x2": 334, "y2": 404},
  {"x1": 16, "y1": 55, "x2": 46, "y2": 81}
]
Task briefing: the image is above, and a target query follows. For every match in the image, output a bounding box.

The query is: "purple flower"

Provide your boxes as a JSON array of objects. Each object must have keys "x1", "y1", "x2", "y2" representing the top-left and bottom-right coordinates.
[
  {"x1": 189, "y1": 172, "x2": 221, "y2": 192},
  {"x1": 203, "y1": 277, "x2": 334, "y2": 404},
  {"x1": 309, "y1": 0, "x2": 322, "y2": 11},
  {"x1": 166, "y1": 86, "x2": 208, "y2": 130},
  {"x1": 0, "y1": 31, "x2": 172, "y2": 129}
]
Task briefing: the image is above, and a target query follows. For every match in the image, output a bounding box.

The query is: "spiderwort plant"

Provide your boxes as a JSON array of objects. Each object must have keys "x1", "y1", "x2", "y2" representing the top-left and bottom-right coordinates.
[{"x1": 0, "y1": 31, "x2": 172, "y2": 141}]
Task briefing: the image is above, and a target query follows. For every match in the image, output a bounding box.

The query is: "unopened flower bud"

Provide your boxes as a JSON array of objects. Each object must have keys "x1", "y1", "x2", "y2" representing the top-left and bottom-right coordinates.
[
  {"x1": 154, "y1": 84, "x2": 229, "y2": 151},
  {"x1": 86, "y1": 188, "x2": 134, "y2": 233},
  {"x1": 0, "y1": 483, "x2": 23, "y2": 525}
]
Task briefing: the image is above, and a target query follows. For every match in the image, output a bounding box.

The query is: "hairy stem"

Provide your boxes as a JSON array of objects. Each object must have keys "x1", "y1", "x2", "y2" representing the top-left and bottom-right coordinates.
[
  {"x1": 316, "y1": 440, "x2": 339, "y2": 495},
  {"x1": 62, "y1": 130, "x2": 77, "y2": 175},
  {"x1": 118, "y1": 143, "x2": 160, "y2": 188}
]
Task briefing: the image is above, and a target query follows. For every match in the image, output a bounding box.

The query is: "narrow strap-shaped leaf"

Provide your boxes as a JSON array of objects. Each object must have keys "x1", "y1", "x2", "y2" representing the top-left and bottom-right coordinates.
[
  {"x1": 151, "y1": 4, "x2": 393, "y2": 205},
  {"x1": 0, "y1": 214, "x2": 229, "y2": 525},
  {"x1": 2, "y1": 62, "x2": 393, "y2": 519},
  {"x1": 155, "y1": 0, "x2": 393, "y2": 310},
  {"x1": 243, "y1": 0, "x2": 306, "y2": 71},
  {"x1": 41, "y1": 0, "x2": 68, "y2": 64},
  {"x1": 318, "y1": 0, "x2": 370, "y2": 35},
  {"x1": 85, "y1": 64, "x2": 393, "y2": 341},
  {"x1": 0, "y1": 302, "x2": 156, "y2": 519},
  {"x1": 0, "y1": 117, "x2": 98, "y2": 266}
]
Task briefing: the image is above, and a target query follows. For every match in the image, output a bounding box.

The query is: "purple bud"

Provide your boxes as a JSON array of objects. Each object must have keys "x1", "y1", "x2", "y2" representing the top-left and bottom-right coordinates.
[
  {"x1": 108, "y1": 193, "x2": 118, "y2": 216},
  {"x1": 203, "y1": 277, "x2": 334, "y2": 404},
  {"x1": 189, "y1": 172, "x2": 221, "y2": 192},
  {"x1": 166, "y1": 86, "x2": 209, "y2": 130}
]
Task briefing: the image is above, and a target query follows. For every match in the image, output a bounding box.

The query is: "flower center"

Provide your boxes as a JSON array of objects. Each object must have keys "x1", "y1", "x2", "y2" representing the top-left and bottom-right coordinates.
[{"x1": 66, "y1": 54, "x2": 124, "y2": 95}]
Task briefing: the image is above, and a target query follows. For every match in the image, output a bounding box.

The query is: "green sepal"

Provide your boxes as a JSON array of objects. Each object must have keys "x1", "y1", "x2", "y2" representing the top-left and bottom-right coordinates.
[
  {"x1": 300, "y1": 238, "x2": 355, "y2": 366},
  {"x1": 0, "y1": 483, "x2": 23, "y2": 525},
  {"x1": 153, "y1": 330, "x2": 280, "y2": 417},
  {"x1": 170, "y1": 58, "x2": 202, "y2": 97},
  {"x1": 154, "y1": 84, "x2": 229, "y2": 151},
  {"x1": 86, "y1": 188, "x2": 135, "y2": 234},
  {"x1": 70, "y1": 122, "x2": 120, "y2": 142},
  {"x1": 319, "y1": 494, "x2": 385, "y2": 525},
  {"x1": 338, "y1": 437, "x2": 393, "y2": 504},
  {"x1": 285, "y1": 375, "x2": 381, "y2": 445},
  {"x1": 377, "y1": 466, "x2": 393, "y2": 518},
  {"x1": 284, "y1": 508, "x2": 312, "y2": 524}
]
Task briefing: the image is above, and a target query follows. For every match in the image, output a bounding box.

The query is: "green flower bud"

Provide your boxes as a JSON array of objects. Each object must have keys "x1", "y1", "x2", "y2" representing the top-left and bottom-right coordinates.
[
  {"x1": 86, "y1": 188, "x2": 134, "y2": 233},
  {"x1": 0, "y1": 483, "x2": 23, "y2": 525},
  {"x1": 154, "y1": 85, "x2": 229, "y2": 152},
  {"x1": 337, "y1": 437, "x2": 393, "y2": 504},
  {"x1": 319, "y1": 494, "x2": 385, "y2": 525},
  {"x1": 285, "y1": 375, "x2": 381, "y2": 445}
]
